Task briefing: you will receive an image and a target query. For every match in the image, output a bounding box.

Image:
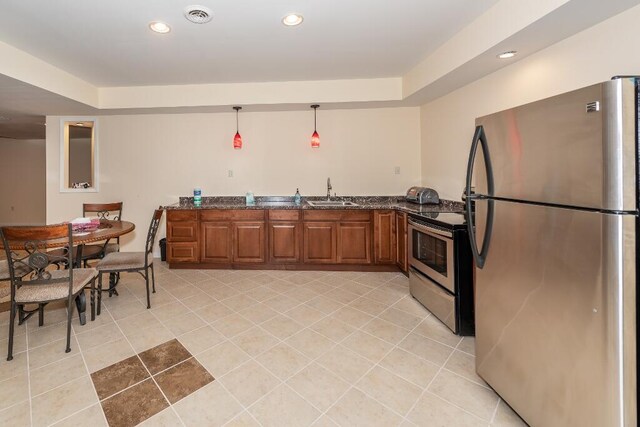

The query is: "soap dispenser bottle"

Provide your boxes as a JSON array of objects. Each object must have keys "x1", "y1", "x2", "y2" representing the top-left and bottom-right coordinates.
[{"x1": 294, "y1": 188, "x2": 302, "y2": 205}]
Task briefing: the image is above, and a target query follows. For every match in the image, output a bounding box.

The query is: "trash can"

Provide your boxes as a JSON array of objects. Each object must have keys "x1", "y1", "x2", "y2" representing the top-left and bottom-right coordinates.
[{"x1": 159, "y1": 238, "x2": 167, "y2": 261}]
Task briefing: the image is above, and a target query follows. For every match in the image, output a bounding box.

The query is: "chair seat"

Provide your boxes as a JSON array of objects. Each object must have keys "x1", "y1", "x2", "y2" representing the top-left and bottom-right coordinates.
[
  {"x1": 0, "y1": 259, "x2": 10, "y2": 281},
  {"x1": 81, "y1": 242, "x2": 119, "y2": 260},
  {"x1": 0, "y1": 282, "x2": 10, "y2": 302},
  {"x1": 105, "y1": 242, "x2": 119, "y2": 255},
  {"x1": 1, "y1": 259, "x2": 31, "y2": 281},
  {"x1": 96, "y1": 252, "x2": 152, "y2": 272},
  {"x1": 15, "y1": 268, "x2": 97, "y2": 303}
]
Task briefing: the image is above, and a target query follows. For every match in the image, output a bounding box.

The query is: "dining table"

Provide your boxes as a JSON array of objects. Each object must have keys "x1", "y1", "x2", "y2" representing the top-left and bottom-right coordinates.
[{"x1": 1, "y1": 220, "x2": 135, "y2": 325}]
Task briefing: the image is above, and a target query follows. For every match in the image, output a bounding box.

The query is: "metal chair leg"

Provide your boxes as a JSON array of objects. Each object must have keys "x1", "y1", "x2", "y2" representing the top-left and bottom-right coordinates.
[
  {"x1": 65, "y1": 297, "x2": 73, "y2": 353},
  {"x1": 97, "y1": 273, "x2": 103, "y2": 316},
  {"x1": 144, "y1": 268, "x2": 151, "y2": 309},
  {"x1": 90, "y1": 278, "x2": 96, "y2": 321},
  {"x1": 7, "y1": 301, "x2": 16, "y2": 361},
  {"x1": 151, "y1": 263, "x2": 156, "y2": 293},
  {"x1": 18, "y1": 305, "x2": 24, "y2": 325},
  {"x1": 38, "y1": 303, "x2": 45, "y2": 326}
]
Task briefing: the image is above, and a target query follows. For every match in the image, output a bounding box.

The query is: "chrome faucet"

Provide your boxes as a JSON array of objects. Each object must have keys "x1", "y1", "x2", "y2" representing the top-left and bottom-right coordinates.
[{"x1": 326, "y1": 177, "x2": 332, "y2": 201}]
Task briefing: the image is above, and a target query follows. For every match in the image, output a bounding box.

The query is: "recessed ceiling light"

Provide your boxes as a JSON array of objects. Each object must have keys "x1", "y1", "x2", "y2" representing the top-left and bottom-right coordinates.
[
  {"x1": 282, "y1": 14, "x2": 303, "y2": 26},
  {"x1": 75, "y1": 123, "x2": 84, "y2": 126},
  {"x1": 497, "y1": 51, "x2": 517, "y2": 59},
  {"x1": 149, "y1": 21, "x2": 171, "y2": 34}
]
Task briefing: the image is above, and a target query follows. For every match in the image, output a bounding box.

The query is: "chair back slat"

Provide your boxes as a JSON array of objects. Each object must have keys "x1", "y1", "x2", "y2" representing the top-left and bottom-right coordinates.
[
  {"x1": 0, "y1": 223, "x2": 73, "y2": 286},
  {"x1": 145, "y1": 209, "x2": 164, "y2": 259},
  {"x1": 83, "y1": 202, "x2": 123, "y2": 221}
]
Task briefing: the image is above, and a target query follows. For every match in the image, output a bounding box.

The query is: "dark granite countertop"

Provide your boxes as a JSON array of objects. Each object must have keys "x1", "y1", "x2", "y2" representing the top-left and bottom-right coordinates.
[{"x1": 162, "y1": 196, "x2": 464, "y2": 215}]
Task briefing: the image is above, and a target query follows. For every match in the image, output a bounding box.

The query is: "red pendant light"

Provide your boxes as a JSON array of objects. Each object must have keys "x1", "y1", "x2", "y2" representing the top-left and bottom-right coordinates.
[
  {"x1": 233, "y1": 106, "x2": 243, "y2": 149},
  {"x1": 310, "y1": 104, "x2": 320, "y2": 148}
]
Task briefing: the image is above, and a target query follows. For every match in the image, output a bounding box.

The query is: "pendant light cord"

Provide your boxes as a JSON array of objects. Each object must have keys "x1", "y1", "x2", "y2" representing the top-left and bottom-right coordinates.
[
  {"x1": 311, "y1": 104, "x2": 319, "y2": 131},
  {"x1": 233, "y1": 106, "x2": 242, "y2": 132}
]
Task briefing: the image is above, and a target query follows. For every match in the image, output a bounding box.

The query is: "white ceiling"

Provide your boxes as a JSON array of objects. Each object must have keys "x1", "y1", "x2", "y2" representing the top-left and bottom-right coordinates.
[
  {"x1": 1, "y1": 0, "x2": 639, "y2": 139},
  {"x1": 0, "y1": 0, "x2": 498, "y2": 86}
]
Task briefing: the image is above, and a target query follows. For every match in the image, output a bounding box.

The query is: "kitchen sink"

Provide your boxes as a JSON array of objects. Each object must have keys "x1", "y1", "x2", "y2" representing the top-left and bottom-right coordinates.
[{"x1": 306, "y1": 200, "x2": 359, "y2": 207}]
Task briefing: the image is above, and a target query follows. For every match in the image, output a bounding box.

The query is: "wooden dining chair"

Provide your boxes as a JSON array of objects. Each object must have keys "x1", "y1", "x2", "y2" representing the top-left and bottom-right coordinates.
[
  {"x1": 1, "y1": 224, "x2": 98, "y2": 360},
  {"x1": 79, "y1": 202, "x2": 123, "y2": 266},
  {"x1": 96, "y1": 209, "x2": 163, "y2": 313},
  {"x1": 0, "y1": 260, "x2": 12, "y2": 304}
]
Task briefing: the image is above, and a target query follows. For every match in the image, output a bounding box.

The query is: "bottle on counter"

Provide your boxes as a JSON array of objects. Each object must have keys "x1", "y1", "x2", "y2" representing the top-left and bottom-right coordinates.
[
  {"x1": 246, "y1": 192, "x2": 255, "y2": 206},
  {"x1": 194, "y1": 188, "x2": 202, "y2": 208},
  {"x1": 294, "y1": 188, "x2": 302, "y2": 205}
]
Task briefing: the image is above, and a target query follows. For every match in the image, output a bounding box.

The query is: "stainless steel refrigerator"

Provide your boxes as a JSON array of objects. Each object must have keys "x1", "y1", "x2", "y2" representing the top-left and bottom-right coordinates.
[{"x1": 465, "y1": 77, "x2": 637, "y2": 427}]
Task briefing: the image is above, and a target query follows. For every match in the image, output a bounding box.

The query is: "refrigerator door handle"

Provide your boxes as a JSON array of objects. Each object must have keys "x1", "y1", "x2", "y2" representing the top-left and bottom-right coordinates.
[{"x1": 466, "y1": 125, "x2": 494, "y2": 269}]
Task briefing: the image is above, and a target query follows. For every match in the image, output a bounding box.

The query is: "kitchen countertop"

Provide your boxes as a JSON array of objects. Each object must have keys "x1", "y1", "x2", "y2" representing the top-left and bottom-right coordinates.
[{"x1": 162, "y1": 196, "x2": 464, "y2": 215}]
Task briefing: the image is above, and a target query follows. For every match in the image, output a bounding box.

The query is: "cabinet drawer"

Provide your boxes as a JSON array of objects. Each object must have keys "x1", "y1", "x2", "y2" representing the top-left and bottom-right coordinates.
[
  {"x1": 269, "y1": 210, "x2": 300, "y2": 221},
  {"x1": 200, "y1": 210, "x2": 265, "y2": 221},
  {"x1": 167, "y1": 210, "x2": 197, "y2": 221},
  {"x1": 167, "y1": 242, "x2": 198, "y2": 263},
  {"x1": 304, "y1": 210, "x2": 370, "y2": 221},
  {"x1": 167, "y1": 221, "x2": 198, "y2": 242}
]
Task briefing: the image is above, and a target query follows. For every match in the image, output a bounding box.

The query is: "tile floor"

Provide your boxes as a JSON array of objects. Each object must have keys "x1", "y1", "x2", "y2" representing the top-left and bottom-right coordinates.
[{"x1": 0, "y1": 263, "x2": 528, "y2": 427}]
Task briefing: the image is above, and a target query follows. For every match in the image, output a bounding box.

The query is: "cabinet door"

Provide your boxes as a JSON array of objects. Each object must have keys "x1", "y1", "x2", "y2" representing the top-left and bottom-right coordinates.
[
  {"x1": 269, "y1": 222, "x2": 300, "y2": 263},
  {"x1": 167, "y1": 221, "x2": 198, "y2": 242},
  {"x1": 233, "y1": 221, "x2": 266, "y2": 263},
  {"x1": 374, "y1": 211, "x2": 396, "y2": 264},
  {"x1": 303, "y1": 222, "x2": 337, "y2": 263},
  {"x1": 338, "y1": 222, "x2": 371, "y2": 264},
  {"x1": 201, "y1": 222, "x2": 232, "y2": 263},
  {"x1": 167, "y1": 242, "x2": 198, "y2": 263},
  {"x1": 395, "y1": 212, "x2": 408, "y2": 272}
]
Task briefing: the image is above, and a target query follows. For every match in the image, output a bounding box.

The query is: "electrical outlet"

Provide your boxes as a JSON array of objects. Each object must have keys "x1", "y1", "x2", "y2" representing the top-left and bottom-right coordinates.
[
  {"x1": 394, "y1": 166, "x2": 401, "y2": 175},
  {"x1": 228, "y1": 170, "x2": 234, "y2": 178}
]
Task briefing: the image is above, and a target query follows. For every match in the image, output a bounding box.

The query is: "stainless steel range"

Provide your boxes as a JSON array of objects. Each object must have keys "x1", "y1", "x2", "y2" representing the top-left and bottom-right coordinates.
[{"x1": 408, "y1": 212, "x2": 474, "y2": 335}]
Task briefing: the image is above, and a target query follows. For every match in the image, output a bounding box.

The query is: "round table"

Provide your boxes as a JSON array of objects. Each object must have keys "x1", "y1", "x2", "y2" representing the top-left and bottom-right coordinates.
[
  {"x1": 0, "y1": 220, "x2": 135, "y2": 250},
  {"x1": 1, "y1": 220, "x2": 136, "y2": 325}
]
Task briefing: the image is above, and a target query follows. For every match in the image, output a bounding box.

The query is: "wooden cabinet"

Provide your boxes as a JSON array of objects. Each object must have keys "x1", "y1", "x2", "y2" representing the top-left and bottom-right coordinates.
[
  {"x1": 233, "y1": 221, "x2": 266, "y2": 263},
  {"x1": 337, "y1": 221, "x2": 371, "y2": 264},
  {"x1": 166, "y1": 207, "x2": 408, "y2": 271},
  {"x1": 199, "y1": 210, "x2": 265, "y2": 264},
  {"x1": 395, "y1": 212, "x2": 408, "y2": 273},
  {"x1": 374, "y1": 210, "x2": 396, "y2": 264},
  {"x1": 167, "y1": 242, "x2": 198, "y2": 263},
  {"x1": 303, "y1": 210, "x2": 371, "y2": 265},
  {"x1": 303, "y1": 221, "x2": 337, "y2": 263},
  {"x1": 201, "y1": 222, "x2": 232, "y2": 263},
  {"x1": 268, "y1": 210, "x2": 301, "y2": 263},
  {"x1": 166, "y1": 210, "x2": 199, "y2": 263}
]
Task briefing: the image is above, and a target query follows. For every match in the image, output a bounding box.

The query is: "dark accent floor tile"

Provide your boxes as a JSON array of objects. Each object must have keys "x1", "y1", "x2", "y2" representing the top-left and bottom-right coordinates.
[
  {"x1": 91, "y1": 355, "x2": 150, "y2": 400},
  {"x1": 154, "y1": 357, "x2": 215, "y2": 403},
  {"x1": 101, "y1": 378, "x2": 169, "y2": 427},
  {"x1": 138, "y1": 339, "x2": 191, "y2": 375}
]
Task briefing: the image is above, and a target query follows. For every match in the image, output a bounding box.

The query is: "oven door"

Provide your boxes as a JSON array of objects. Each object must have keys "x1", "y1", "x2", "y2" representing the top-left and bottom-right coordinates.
[{"x1": 408, "y1": 219, "x2": 455, "y2": 293}]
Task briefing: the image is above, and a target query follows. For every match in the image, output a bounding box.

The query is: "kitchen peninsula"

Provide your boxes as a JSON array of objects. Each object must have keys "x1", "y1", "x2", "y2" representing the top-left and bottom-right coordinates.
[{"x1": 162, "y1": 196, "x2": 463, "y2": 272}]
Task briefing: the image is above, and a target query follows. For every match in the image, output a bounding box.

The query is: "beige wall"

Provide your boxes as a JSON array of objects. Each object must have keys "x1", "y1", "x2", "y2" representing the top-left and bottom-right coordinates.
[
  {"x1": 46, "y1": 107, "x2": 421, "y2": 252},
  {"x1": 421, "y1": 4, "x2": 640, "y2": 200},
  {"x1": 0, "y1": 138, "x2": 46, "y2": 225}
]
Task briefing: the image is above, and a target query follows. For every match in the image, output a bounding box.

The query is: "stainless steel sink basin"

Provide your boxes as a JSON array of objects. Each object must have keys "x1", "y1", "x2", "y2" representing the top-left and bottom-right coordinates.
[{"x1": 306, "y1": 201, "x2": 359, "y2": 207}]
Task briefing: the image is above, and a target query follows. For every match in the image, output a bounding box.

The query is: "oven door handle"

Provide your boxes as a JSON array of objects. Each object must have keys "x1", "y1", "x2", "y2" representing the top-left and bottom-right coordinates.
[
  {"x1": 408, "y1": 220, "x2": 453, "y2": 239},
  {"x1": 466, "y1": 125, "x2": 494, "y2": 269}
]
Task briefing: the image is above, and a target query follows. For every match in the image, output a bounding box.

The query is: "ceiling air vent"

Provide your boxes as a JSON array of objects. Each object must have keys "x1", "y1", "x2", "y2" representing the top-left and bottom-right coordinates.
[{"x1": 184, "y1": 5, "x2": 213, "y2": 24}]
